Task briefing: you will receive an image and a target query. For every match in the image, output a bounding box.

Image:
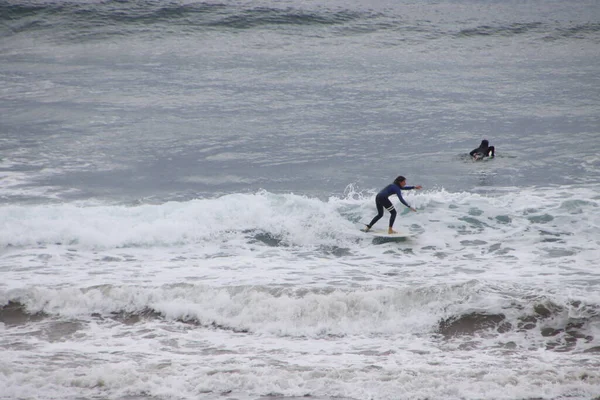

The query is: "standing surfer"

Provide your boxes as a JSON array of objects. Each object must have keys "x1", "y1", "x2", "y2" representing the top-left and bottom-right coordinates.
[{"x1": 363, "y1": 176, "x2": 422, "y2": 234}]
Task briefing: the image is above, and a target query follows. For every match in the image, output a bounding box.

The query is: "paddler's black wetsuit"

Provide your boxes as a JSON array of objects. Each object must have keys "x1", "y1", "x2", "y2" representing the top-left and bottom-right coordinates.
[
  {"x1": 470, "y1": 139, "x2": 495, "y2": 159},
  {"x1": 366, "y1": 183, "x2": 416, "y2": 229}
]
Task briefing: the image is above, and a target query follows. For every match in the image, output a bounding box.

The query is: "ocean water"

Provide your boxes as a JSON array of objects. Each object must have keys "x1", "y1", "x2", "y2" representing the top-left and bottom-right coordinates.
[{"x1": 1, "y1": 1, "x2": 600, "y2": 399}]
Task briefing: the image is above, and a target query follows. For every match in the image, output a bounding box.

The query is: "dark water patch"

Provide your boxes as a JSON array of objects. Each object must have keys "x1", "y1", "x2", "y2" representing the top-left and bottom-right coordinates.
[
  {"x1": 0, "y1": 1, "x2": 377, "y2": 40},
  {"x1": 0, "y1": 2, "x2": 56, "y2": 35},
  {"x1": 439, "y1": 299, "x2": 599, "y2": 352},
  {"x1": 438, "y1": 312, "x2": 512, "y2": 338},
  {"x1": 532, "y1": 302, "x2": 560, "y2": 318},
  {"x1": 319, "y1": 245, "x2": 352, "y2": 257},
  {"x1": 178, "y1": 318, "x2": 250, "y2": 334},
  {"x1": 499, "y1": 341, "x2": 517, "y2": 350},
  {"x1": 538, "y1": 229, "x2": 571, "y2": 243},
  {"x1": 459, "y1": 216, "x2": 485, "y2": 227},
  {"x1": 584, "y1": 346, "x2": 600, "y2": 353},
  {"x1": 456, "y1": 22, "x2": 544, "y2": 38},
  {"x1": 487, "y1": 243, "x2": 514, "y2": 255},
  {"x1": 540, "y1": 302, "x2": 593, "y2": 345},
  {"x1": 460, "y1": 239, "x2": 487, "y2": 246},
  {"x1": 540, "y1": 237, "x2": 564, "y2": 243},
  {"x1": 372, "y1": 236, "x2": 409, "y2": 244},
  {"x1": 527, "y1": 214, "x2": 554, "y2": 224},
  {"x1": 0, "y1": 302, "x2": 84, "y2": 341},
  {"x1": 283, "y1": 286, "x2": 336, "y2": 298},
  {"x1": 454, "y1": 267, "x2": 485, "y2": 275},
  {"x1": 248, "y1": 230, "x2": 285, "y2": 247},
  {"x1": 0, "y1": 301, "x2": 47, "y2": 326},
  {"x1": 42, "y1": 320, "x2": 85, "y2": 342},
  {"x1": 543, "y1": 247, "x2": 576, "y2": 257},
  {"x1": 542, "y1": 322, "x2": 595, "y2": 352},
  {"x1": 95, "y1": 306, "x2": 250, "y2": 333},
  {"x1": 355, "y1": 349, "x2": 396, "y2": 357},
  {"x1": 544, "y1": 22, "x2": 600, "y2": 41},
  {"x1": 99, "y1": 255, "x2": 123, "y2": 262},
  {"x1": 105, "y1": 308, "x2": 163, "y2": 325},
  {"x1": 210, "y1": 7, "x2": 364, "y2": 30},
  {"x1": 452, "y1": 217, "x2": 486, "y2": 235},
  {"x1": 560, "y1": 198, "x2": 597, "y2": 213},
  {"x1": 495, "y1": 215, "x2": 512, "y2": 224},
  {"x1": 0, "y1": 1, "x2": 220, "y2": 25},
  {"x1": 37, "y1": 253, "x2": 52, "y2": 261},
  {"x1": 467, "y1": 207, "x2": 483, "y2": 216}
]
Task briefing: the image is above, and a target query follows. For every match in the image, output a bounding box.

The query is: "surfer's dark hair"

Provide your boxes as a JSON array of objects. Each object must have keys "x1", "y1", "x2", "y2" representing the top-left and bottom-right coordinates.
[{"x1": 394, "y1": 176, "x2": 406, "y2": 186}]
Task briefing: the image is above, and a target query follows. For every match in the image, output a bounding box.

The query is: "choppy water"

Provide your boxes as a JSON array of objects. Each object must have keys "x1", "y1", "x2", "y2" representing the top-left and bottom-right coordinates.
[{"x1": 1, "y1": 1, "x2": 600, "y2": 399}]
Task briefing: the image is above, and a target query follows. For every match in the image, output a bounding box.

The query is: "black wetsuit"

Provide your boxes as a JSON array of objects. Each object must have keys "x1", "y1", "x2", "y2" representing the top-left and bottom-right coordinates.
[
  {"x1": 366, "y1": 183, "x2": 415, "y2": 229},
  {"x1": 470, "y1": 140, "x2": 495, "y2": 159}
]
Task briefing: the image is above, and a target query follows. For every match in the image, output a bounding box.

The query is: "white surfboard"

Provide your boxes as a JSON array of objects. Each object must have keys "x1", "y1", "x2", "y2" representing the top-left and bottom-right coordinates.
[{"x1": 361, "y1": 229, "x2": 411, "y2": 238}]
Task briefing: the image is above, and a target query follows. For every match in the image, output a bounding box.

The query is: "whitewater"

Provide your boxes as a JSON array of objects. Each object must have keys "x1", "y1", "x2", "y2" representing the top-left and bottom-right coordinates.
[{"x1": 2, "y1": 187, "x2": 599, "y2": 399}]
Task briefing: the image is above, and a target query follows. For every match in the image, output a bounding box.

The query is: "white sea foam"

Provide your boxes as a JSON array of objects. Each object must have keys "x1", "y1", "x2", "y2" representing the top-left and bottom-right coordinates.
[
  {"x1": 1, "y1": 165, "x2": 598, "y2": 391},
  {"x1": 0, "y1": 186, "x2": 597, "y2": 247},
  {"x1": 1, "y1": 187, "x2": 599, "y2": 294},
  {"x1": 1, "y1": 298, "x2": 599, "y2": 400}
]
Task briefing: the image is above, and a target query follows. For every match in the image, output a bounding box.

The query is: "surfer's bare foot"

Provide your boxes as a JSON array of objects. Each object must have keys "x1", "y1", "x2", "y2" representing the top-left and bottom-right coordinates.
[
  {"x1": 363, "y1": 225, "x2": 370, "y2": 232},
  {"x1": 388, "y1": 228, "x2": 397, "y2": 234}
]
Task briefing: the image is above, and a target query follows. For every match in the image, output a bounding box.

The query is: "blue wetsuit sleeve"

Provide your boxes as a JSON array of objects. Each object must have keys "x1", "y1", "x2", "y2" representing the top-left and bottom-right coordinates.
[{"x1": 394, "y1": 187, "x2": 411, "y2": 208}]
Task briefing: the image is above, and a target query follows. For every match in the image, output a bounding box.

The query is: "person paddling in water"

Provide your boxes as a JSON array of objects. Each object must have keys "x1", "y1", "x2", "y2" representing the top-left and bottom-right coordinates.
[
  {"x1": 470, "y1": 139, "x2": 495, "y2": 160},
  {"x1": 363, "y1": 176, "x2": 422, "y2": 234}
]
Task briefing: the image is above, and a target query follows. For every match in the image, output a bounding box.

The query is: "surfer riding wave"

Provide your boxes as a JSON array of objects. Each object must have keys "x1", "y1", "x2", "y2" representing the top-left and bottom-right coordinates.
[{"x1": 363, "y1": 176, "x2": 422, "y2": 234}]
